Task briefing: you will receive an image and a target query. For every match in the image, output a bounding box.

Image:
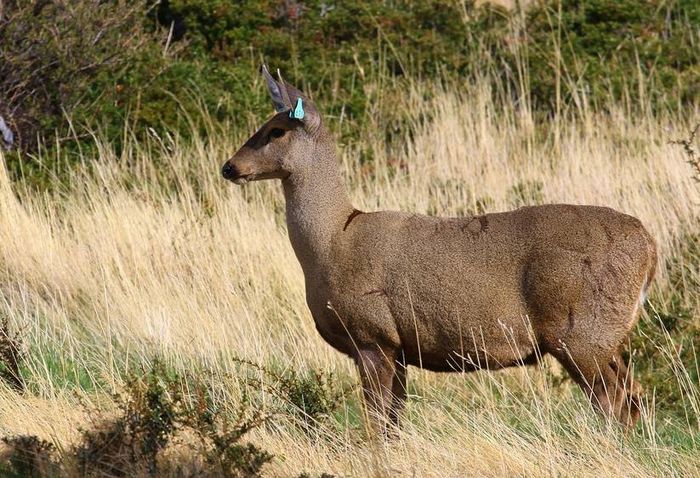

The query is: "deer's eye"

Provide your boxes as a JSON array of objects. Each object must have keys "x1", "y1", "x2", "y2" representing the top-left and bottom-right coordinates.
[{"x1": 269, "y1": 128, "x2": 286, "y2": 140}]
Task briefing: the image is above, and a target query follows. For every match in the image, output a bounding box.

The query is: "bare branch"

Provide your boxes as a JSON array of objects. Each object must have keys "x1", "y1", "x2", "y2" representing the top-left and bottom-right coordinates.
[{"x1": 670, "y1": 123, "x2": 700, "y2": 182}]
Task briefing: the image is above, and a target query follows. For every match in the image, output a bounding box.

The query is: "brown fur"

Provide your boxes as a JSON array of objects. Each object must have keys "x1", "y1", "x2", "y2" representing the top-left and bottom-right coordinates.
[{"x1": 222, "y1": 70, "x2": 657, "y2": 431}]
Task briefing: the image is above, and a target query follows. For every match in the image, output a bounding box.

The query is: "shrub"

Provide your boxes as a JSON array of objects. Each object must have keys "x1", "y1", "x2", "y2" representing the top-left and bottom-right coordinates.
[
  {"x1": 232, "y1": 357, "x2": 351, "y2": 434},
  {"x1": 73, "y1": 360, "x2": 272, "y2": 477},
  {"x1": 0, "y1": 1, "x2": 153, "y2": 150},
  {"x1": 0, "y1": 435, "x2": 60, "y2": 478},
  {"x1": 276, "y1": 368, "x2": 348, "y2": 433},
  {"x1": 0, "y1": 357, "x2": 350, "y2": 476},
  {"x1": 74, "y1": 360, "x2": 183, "y2": 476},
  {"x1": 0, "y1": 0, "x2": 250, "y2": 187},
  {"x1": 176, "y1": 376, "x2": 273, "y2": 478}
]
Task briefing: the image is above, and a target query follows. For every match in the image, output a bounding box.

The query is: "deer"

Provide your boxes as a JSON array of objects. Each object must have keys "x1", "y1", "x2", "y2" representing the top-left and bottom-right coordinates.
[{"x1": 221, "y1": 66, "x2": 657, "y2": 432}]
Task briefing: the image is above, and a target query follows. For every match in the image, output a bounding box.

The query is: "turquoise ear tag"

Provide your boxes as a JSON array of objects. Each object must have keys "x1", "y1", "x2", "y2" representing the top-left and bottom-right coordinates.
[{"x1": 289, "y1": 98, "x2": 305, "y2": 120}]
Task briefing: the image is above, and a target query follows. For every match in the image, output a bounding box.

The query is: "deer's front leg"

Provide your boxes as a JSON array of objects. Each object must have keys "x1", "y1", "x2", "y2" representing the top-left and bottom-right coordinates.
[
  {"x1": 389, "y1": 353, "x2": 407, "y2": 427},
  {"x1": 355, "y1": 347, "x2": 401, "y2": 434}
]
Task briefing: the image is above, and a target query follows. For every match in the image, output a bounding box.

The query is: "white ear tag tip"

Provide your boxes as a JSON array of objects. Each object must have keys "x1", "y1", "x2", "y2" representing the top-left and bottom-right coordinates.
[{"x1": 289, "y1": 98, "x2": 305, "y2": 120}]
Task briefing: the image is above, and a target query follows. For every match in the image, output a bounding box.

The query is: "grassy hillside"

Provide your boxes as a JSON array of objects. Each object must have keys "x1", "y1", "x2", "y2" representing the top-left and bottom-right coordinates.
[{"x1": 1, "y1": 0, "x2": 699, "y2": 476}]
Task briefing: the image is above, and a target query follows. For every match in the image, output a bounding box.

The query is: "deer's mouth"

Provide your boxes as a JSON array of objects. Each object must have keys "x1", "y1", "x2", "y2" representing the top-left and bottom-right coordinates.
[{"x1": 230, "y1": 171, "x2": 287, "y2": 184}]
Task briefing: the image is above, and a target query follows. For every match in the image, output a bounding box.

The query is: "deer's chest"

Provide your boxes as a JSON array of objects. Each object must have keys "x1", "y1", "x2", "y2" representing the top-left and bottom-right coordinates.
[{"x1": 306, "y1": 295, "x2": 356, "y2": 357}]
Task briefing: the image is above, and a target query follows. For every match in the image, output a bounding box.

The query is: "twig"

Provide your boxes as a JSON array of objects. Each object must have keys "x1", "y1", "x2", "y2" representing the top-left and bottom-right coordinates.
[{"x1": 670, "y1": 123, "x2": 700, "y2": 182}]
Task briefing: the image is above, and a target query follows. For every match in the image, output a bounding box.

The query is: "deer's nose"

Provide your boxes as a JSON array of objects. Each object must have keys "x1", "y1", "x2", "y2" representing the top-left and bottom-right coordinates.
[{"x1": 222, "y1": 162, "x2": 237, "y2": 180}]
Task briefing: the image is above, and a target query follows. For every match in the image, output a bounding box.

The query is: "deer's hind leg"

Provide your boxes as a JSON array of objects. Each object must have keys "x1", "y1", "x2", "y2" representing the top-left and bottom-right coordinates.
[
  {"x1": 608, "y1": 351, "x2": 642, "y2": 427},
  {"x1": 531, "y1": 250, "x2": 645, "y2": 429},
  {"x1": 550, "y1": 342, "x2": 641, "y2": 430}
]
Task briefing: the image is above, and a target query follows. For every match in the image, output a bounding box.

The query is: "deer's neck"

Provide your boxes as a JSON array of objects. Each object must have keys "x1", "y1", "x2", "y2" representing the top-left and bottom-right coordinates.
[{"x1": 282, "y1": 142, "x2": 353, "y2": 273}]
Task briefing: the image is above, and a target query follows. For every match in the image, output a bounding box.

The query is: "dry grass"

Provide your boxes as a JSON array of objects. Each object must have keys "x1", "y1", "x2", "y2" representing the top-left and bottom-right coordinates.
[{"x1": 0, "y1": 78, "x2": 699, "y2": 476}]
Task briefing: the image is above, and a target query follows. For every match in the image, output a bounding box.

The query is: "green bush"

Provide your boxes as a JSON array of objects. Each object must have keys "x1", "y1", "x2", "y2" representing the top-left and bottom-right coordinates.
[
  {"x1": 276, "y1": 368, "x2": 349, "y2": 433},
  {"x1": 1, "y1": 0, "x2": 699, "y2": 188},
  {"x1": 0, "y1": 1, "x2": 149, "y2": 152},
  {"x1": 0, "y1": 1, "x2": 263, "y2": 187},
  {"x1": 73, "y1": 360, "x2": 272, "y2": 477},
  {"x1": 524, "y1": 0, "x2": 700, "y2": 111},
  {"x1": 232, "y1": 357, "x2": 351, "y2": 434},
  {"x1": 0, "y1": 360, "x2": 275, "y2": 477},
  {"x1": 0, "y1": 0, "x2": 165, "y2": 187}
]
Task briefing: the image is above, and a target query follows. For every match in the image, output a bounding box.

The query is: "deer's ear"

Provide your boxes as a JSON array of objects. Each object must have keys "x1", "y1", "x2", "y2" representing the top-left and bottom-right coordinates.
[
  {"x1": 283, "y1": 83, "x2": 321, "y2": 132},
  {"x1": 262, "y1": 64, "x2": 290, "y2": 112},
  {"x1": 261, "y1": 65, "x2": 321, "y2": 131}
]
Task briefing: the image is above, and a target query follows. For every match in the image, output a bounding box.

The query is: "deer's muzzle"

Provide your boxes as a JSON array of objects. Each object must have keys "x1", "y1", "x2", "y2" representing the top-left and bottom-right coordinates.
[{"x1": 222, "y1": 162, "x2": 247, "y2": 183}]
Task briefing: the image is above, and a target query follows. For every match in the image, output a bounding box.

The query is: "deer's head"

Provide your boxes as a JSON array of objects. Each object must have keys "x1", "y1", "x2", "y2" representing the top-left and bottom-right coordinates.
[{"x1": 222, "y1": 66, "x2": 322, "y2": 184}]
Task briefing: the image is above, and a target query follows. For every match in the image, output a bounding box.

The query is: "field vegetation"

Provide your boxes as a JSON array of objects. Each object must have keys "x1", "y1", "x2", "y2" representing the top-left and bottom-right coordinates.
[{"x1": 0, "y1": 0, "x2": 699, "y2": 476}]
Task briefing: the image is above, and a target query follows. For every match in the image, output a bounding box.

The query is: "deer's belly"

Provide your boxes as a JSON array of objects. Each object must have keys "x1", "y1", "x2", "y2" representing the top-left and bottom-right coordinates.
[{"x1": 388, "y1": 282, "x2": 535, "y2": 371}]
